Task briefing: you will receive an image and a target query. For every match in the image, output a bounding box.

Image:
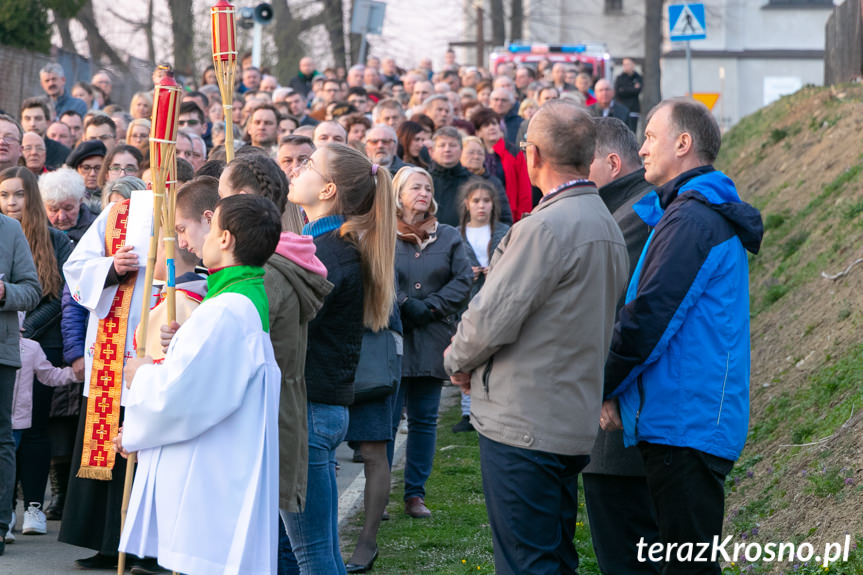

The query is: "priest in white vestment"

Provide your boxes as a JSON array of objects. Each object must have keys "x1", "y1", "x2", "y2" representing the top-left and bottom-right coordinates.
[{"x1": 115, "y1": 195, "x2": 283, "y2": 575}]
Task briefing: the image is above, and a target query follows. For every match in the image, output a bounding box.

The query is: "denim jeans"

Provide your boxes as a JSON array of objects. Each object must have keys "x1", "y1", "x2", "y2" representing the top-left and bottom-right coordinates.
[
  {"x1": 284, "y1": 401, "x2": 348, "y2": 575},
  {"x1": 0, "y1": 366, "x2": 16, "y2": 535},
  {"x1": 392, "y1": 377, "x2": 442, "y2": 500},
  {"x1": 278, "y1": 512, "x2": 300, "y2": 575},
  {"x1": 459, "y1": 390, "x2": 471, "y2": 417}
]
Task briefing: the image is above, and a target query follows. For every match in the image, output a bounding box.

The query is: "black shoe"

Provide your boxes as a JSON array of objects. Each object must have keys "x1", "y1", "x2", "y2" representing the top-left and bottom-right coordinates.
[
  {"x1": 75, "y1": 552, "x2": 118, "y2": 569},
  {"x1": 0, "y1": 538, "x2": 5, "y2": 556},
  {"x1": 346, "y1": 547, "x2": 378, "y2": 573},
  {"x1": 381, "y1": 510, "x2": 389, "y2": 521},
  {"x1": 451, "y1": 415, "x2": 474, "y2": 433},
  {"x1": 352, "y1": 449, "x2": 364, "y2": 463},
  {"x1": 130, "y1": 557, "x2": 169, "y2": 574}
]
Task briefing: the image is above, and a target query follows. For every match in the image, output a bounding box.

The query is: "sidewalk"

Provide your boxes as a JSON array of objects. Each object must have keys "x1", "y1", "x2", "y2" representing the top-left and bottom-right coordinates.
[{"x1": 0, "y1": 387, "x2": 459, "y2": 574}]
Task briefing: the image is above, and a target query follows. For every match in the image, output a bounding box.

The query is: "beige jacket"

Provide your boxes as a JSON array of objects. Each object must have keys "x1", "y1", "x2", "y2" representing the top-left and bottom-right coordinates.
[{"x1": 444, "y1": 185, "x2": 628, "y2": 456}]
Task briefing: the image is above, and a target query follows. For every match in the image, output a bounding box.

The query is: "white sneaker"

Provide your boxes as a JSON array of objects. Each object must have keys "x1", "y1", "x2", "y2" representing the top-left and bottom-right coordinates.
[
  {"x1": 5, "y1": 510, "x2": 16, "y2": 542},
  {"x1": 398, "y1": 417, "x2": 409, "y2": 434},
  {"x1": 22, "y1": 502, "x2": 46, "y2": 535}
]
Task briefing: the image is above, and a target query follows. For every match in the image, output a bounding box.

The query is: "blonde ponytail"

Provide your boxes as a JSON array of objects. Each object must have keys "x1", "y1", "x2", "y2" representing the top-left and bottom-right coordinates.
[{"x1": 325, "y1": 144, "x2": 396, "y2": 331}]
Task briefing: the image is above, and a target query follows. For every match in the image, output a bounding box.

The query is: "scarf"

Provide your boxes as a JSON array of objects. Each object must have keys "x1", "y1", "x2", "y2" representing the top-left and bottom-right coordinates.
[
  {"x1": 204, "y1": 265, "x2": 270, "y2": 332},
  {"x1": 397, "y1": 215, "x2": 438, "y2": 250},
  {"x1": 303, "y1": 214, "x2": 345, "y2": 238}
]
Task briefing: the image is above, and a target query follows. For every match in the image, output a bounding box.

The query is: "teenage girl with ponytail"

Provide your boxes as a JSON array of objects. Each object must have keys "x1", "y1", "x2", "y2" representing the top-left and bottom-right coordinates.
[{"x1": 285, "y1": 143, "x2": 396, "y2": 574}]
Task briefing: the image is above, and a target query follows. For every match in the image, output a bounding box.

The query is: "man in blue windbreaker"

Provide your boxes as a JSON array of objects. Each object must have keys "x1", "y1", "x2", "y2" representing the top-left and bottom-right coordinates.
[{"x1": 601, "y1": 97, "x2": 763, "y2": 575}]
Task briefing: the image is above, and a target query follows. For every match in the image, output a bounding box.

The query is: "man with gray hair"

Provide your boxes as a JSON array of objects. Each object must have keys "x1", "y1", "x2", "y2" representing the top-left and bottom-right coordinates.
[
  {"x1": 40, "y1": 63, "x2": 87, "y2": 119},
  {"x1": 582, "y1": 117, "x2": 659, "y2": 575},
  {"x1": 445, "y1": 100, "x2": 628, "y2": 575},
  {"x1": 489, "y1": 88, "x2": 522, "y2": 147},
  {"x1": 177, "y1": 131, "x2": 206, "y2": 172},
  {"x1": 602, "y1": 98, "x2": 763, "y2": 573},
  {"x1": 346, "y1": 64, "x2": 365, "y2": 88},
  {"x1": 428, "y1": 126, "x2": 512, "y2": 227},
  {"x1": 364, "y1": 124, "x2": 408, "y2": 176},
  {"x1": 371, "y1": 99, "x2": 405, "y2": 131},
  {"x1": 422, "y1": 94, "x2": 452, "y2": 131}
]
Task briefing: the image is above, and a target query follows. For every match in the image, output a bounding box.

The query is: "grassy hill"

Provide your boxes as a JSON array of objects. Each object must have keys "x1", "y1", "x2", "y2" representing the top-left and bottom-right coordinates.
[{"x1": 715, "y1": 84, "x2": 863, "y2": 574}]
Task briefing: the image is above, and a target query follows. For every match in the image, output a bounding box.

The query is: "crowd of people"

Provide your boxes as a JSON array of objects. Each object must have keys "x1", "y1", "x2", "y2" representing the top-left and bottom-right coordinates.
[{"x1": 0, "y1": 46, "x2": 762, "y2": 575}]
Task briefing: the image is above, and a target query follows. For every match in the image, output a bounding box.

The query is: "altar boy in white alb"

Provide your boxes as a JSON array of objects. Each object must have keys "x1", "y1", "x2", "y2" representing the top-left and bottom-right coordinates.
[{"x1": 114, "y1": 195, "x2": 284, "y2": 575}]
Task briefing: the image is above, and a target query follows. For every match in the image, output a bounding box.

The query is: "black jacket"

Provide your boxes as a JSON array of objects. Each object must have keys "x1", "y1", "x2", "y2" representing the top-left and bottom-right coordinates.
[
  {"x1": 502, "y1": 106, "x2": 523, "y2": 148},
  {"x1": 388, "y1": 156, "x2": 411, "y2": 177},
  {"x1": 65, "y1": 204, "x2": 97, "y2": 245},
  {"x1": 304, "y1": 231, "x2": 364, "y2": 405},
  {"x1": 289, "y1": 72, "x2": 316, "y2": 99},
  {"x1": 396, "y1": 223, "x2": 472, "y2": 379},
  {"x1": 429, "y1": 162, "x2": 512, "y2": 228},
  {"x1": 589, "y1": 100, "x2": 631, "y2": 127},
  {"x1": 614, "y1": 71, "x2": 643, "y2": 115},
  {"x1": 46, "y1": 138, "x2": 70, "y2": 169},
  {"x1": 23, "y1": 228, "x2": 72, "y2": 351},
  {"x1": 584, "y1": 168, "x2": 653, "y2": 477}
]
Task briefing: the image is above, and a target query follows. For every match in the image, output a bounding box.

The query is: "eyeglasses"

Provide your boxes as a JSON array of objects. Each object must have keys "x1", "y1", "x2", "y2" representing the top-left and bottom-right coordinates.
[
  {"x1": 519, "y1": 140, "x2": 537, "y2": 152},
  {"x1": 366, "y1": 139, "x2": 395, "y2": 145},
  {"x1": 294, "y1": 157, "x2": 330, "y2": 181},
  {"x1": 178, "y1": 119, "x2": 201, "y2": 127},
  {"x1": 108, "y1": 165, "x2": 138, "y2": 175},
  {"x1": 22, "y1": 146, "x2": 46, "y2": 153},
  {"x1": 0, "y1": 134, "x2": 21, "y2": 145},
  {"x1": 78, "y1": 164, "x2": 102, "y2": 173}
]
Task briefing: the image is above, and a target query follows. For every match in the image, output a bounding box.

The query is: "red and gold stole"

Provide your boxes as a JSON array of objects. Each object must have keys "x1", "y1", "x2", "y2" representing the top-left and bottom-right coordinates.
[{"x1": 77, "y1": 200, "x2": 137, "y2": 480}]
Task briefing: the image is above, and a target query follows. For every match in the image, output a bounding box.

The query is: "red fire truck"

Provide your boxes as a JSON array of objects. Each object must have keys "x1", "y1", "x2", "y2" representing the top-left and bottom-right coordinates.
[{"x1": 489, "y1": 43, "x2": 613, "y2": 81}]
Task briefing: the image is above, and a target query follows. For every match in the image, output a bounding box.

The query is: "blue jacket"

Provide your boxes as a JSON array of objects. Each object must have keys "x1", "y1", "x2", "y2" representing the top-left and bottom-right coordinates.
[{"x1": 605, "y1": 166, "x2": 763, "y2": 461}]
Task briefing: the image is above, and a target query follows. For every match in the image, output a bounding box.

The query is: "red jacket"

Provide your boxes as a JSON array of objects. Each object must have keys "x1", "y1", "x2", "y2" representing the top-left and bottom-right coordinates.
[{"x1": 493, "y1": 138, "x2": 533, "y2": 222}]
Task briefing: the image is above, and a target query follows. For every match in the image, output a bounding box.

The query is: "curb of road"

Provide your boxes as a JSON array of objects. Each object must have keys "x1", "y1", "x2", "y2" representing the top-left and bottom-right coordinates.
[{"x1": 337, "y1": 384, "x2": 461, "y2": 529}]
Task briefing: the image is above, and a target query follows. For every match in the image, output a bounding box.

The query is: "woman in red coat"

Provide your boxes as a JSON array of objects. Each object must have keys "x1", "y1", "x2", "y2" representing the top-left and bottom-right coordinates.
[{"x1": 471, "y1": 107, "x2": 533, "y2": 222}]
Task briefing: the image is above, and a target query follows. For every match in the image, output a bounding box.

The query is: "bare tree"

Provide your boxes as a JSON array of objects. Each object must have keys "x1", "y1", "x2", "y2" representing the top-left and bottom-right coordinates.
[
  {"x1": 322, "y1": 0, "x2": 348, "y2": 69},
  {"x1": 511, "y1": 0, "x2": 523, "y2": 42},
  {"x1": 105, "y1": 0, "x2": 156, "y2": 64},
  {"x1": 490, "y1": 0, "x2": 505, "y2": 45},
  {"x1": 169, "y1": 0, "x2": 195, "y2": 78},
  {"x1": 75, "y1": 1, "x2": 134, "y2": 75},
  {"x1": 273, "y1": 1, "x2": 315, "y2": 80}
]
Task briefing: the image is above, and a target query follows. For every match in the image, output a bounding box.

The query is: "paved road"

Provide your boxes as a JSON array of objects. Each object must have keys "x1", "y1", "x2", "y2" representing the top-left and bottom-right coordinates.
[{"x1": 2, "y1": 386, "x2": 458, "y2": 574}]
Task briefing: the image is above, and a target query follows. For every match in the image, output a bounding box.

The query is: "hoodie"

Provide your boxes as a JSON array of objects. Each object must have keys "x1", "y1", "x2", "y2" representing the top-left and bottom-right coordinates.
[
  {"x1": 605, "y1": 166, "x2": 764, "y2": 461},
  {"x1": 264, "y1": 231, "x2": 333, "y2": 512}
]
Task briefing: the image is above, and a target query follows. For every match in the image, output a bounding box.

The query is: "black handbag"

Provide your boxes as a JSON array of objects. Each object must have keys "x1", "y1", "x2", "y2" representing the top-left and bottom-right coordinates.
[{"x1": 352, "y1": 328, "x2": 403, "y2": 403}]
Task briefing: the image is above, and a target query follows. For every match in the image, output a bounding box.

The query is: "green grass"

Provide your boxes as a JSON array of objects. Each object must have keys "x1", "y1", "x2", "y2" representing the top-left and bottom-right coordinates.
[
  {"x1": 342, "y1": 400, "x2": 598, "y2": 573},
  {"x1": 745, "y1": 343, "x2": 863, "y2": 448}
]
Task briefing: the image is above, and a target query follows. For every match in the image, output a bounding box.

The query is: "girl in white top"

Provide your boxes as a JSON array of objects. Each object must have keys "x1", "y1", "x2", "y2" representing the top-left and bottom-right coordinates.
[{"x1": 453, "y1": 179, "x2": 510, "y2": 432}]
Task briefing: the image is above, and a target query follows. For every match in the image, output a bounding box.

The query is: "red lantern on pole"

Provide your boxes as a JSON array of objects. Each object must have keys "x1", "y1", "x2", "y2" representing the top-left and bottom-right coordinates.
[{"x1": 211, "y1": 1, "x2": 238, "y2": 161}]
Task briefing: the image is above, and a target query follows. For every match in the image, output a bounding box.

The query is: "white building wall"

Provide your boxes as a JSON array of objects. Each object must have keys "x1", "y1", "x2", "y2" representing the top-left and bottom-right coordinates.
[{"x1": 521, "y1": 0, "x2": 832, "y2": 127}]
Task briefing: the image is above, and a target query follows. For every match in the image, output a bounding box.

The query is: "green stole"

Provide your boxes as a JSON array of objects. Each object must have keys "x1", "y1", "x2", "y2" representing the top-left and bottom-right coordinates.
[{"x1": 204, "y1": 265, "x2": 270, "y2": 332}]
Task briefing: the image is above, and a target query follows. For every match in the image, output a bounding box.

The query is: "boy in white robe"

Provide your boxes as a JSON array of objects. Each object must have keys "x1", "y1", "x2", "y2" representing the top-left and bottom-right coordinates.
[{"x1": 114, "y1": 194, "x2": 284, "y2": 575}]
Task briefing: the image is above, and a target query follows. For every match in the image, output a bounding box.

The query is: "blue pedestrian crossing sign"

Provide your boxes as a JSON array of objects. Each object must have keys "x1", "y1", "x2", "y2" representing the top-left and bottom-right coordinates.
[{"x1": 669, "y1": 3, "x2": 706, "y2": 42}]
